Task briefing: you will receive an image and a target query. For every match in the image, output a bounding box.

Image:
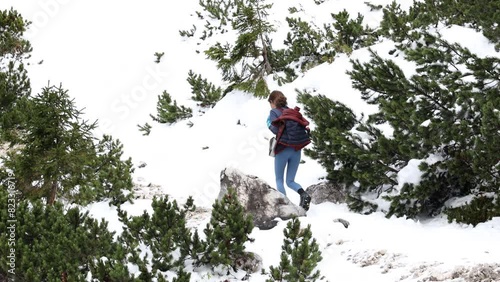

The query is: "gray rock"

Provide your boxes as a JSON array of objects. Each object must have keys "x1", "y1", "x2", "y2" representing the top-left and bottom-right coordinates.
[
  {"x1": 235, "y1": 252, "x2": 263, "y2": 274},
  {"x1": 305, "y1": 181, "x2": 347, "y2": 205},
  {"x1": 219, "y1": 168, "x2": 306, "y2": 230}
]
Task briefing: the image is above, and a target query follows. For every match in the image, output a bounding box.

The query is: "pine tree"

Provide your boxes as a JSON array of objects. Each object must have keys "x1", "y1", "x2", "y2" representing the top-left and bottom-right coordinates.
[
  {"x1": 282, "y1": 17, "x2": 327, "y2": 74},
  {"x1": 199, "y1": 187, "x2": 255, "y2": 270},
  {"x1": 445, "y1": 196, "x2": 500, "y2": 227},
  {"x1": 154, "y1": 51, "x2": 165, "y2": 63},
  {"x1": 204, "y1": 0, "x2": 276, "y2": 97},
  {"x1": 279, "y1": 7, "x2": 376, "y2": 79},
  {"x1": 3, "y1": 85, "x2": 99, "y2": 205},
  {"x1": 267, "y1": 217, "x2": 323, "y2": 282},
  {"x1": 379, "y1": 1, "x2": 414, "y2": 43},
  {"x1": 2, "y1": 87, "x2": 136, "y2": 207},
  {"x1": 90, "y1": 246, "x2": 135, "y2": 282},
  {"x1": 297, "y1": 90, "x2": 393, "y2": 214},
  {"x1": 187, "y1": 69, "x2": 222, "y2": 108},
  {"x1": 347, "y1": 34, "x2": 499, "y2": 221},
  {"x1": 327, "y1": 10, "x2": 377, "y2": 54},
  {"x1": 0, "y1": 188, "x2": 132, "y2": 281},
  {"x1": 0, "y1": 9, "x2": 32, "y2": 58},
  {"x1": 297, "y1": 91, "x2": 358, "y2": 184},
  {"x1": 302, "y1": 3, "x2": 499, "y2": 224},
  {"x1": 423, "y1": 0, "x2": 500, "y2": 50},
  {"x1": 380, "y1": 0, "x2": 500, "y2": 50},
  {"x1": 151, "y1": 90, "x2": 192, "y2": 124},
  {"x1": 119, "y1": 196, "x2": 196, "y2": 278},
  {"x1": 93, "y1": 134, "x2": 135, "y2": 207},
  {"x1": 138, "y1": 122, "x2": 152, "y2": 136},
  {"x1": 171, "y1": 267, "x2": 192, "y2": 282},
  {"x1": 0, "y1": 8, "x2": 32, "y2": 142},
  {"x1": 198, "y1": 0, "x2": 236, "y2": 34},
  {"x1": 382, "y1": 36, "x2": 498, "y2": 220}
]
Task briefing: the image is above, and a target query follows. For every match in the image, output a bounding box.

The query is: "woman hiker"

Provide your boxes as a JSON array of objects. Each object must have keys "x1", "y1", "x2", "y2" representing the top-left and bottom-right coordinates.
[{"x1": 266, "y1": 90, "x2": 312, "y2": 211}]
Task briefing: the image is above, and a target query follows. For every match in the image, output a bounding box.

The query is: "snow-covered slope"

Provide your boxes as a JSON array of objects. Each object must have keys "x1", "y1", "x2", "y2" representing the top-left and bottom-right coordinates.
[{"x1": 2, "y1": 0, "x2": 499, "y2": 281}]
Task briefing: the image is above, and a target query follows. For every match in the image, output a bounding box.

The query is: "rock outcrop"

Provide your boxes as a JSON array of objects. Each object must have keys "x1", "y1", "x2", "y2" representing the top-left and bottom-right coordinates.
[
  {"x1": 305, "y1": 181, "x2": 347, "y2": 205},
  {"x1": 219, "y1": 168, "x2": 306, "y2": 230}
]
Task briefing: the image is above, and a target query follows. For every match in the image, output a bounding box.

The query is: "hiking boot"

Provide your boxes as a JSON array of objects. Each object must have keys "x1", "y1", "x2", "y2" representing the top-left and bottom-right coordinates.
[{"x1": 299, "y1": 192, "x2": 311, "y2": 211}]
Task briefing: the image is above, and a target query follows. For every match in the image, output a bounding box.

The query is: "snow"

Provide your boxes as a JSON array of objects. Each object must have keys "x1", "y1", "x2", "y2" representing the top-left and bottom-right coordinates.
[
  {"x1": 2, "y1": 0, "x2": 499, "y2": 281},
  {"x1": 439, "y1": 25, "x2": 499, "y2": 58},
  {"x1": 397, "y1": 159, "x2": 423, "y2": 188}
]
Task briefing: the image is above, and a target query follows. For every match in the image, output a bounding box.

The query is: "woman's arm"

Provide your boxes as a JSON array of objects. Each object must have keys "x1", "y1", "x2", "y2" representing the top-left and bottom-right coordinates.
[{"x1": 267, "y1": 109, "x2": 280, "y2": 134}]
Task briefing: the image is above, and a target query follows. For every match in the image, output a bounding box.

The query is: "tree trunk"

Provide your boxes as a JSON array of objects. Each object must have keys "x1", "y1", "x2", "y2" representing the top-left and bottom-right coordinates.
[{"x1": 48, "y1": 182, "x2": 58, "y2": 205}]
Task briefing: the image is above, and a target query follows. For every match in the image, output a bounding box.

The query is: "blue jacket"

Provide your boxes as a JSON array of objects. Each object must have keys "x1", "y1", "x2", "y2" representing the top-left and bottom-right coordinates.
[{"x1": 267, "y1": 107, "x2": 310, "y2": 153}]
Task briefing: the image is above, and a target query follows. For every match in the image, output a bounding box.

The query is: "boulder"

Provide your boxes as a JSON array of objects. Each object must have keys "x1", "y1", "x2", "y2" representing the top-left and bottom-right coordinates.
[
  {"x1": 219, "y1": 168, "x2": 306, "y2": 230},
  {"x1": 305, "y1": 181, "x2": 347, "y2": 205}
]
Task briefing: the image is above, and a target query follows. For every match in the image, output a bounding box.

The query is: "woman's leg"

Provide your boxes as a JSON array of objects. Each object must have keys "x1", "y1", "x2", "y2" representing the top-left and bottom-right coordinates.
[
  {"x1": 274, "y1": 149, "x2": 288, "y2": 195},
  {"x1": 284, "y1": 148, "x2": 311, "y2": 210},
  {"x1": 285, "y1": 148, "x2": 302, "y2": 192}
]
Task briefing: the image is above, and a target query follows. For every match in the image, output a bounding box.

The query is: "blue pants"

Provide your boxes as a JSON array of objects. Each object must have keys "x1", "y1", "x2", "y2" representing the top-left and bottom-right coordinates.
[{"x1": 274, "y1": 147, "x2": 302, "y2": 195}]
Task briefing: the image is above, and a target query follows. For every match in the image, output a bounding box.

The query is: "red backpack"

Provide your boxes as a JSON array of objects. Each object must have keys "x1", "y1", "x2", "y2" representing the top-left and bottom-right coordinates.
[{"x1": 270, "y1": 107, "x2": 311, "y2": 155}]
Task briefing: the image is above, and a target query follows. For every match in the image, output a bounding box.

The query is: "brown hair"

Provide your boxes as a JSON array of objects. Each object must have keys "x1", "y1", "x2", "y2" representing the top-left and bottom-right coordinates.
[{"x1": 268, "y1": 90, "x2": 287, "y2": 108}]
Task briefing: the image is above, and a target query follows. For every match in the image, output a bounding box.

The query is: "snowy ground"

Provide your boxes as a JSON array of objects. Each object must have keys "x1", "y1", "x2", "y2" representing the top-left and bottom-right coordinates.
[{"x1": 87, "y1": 184, "x2": 500, "y2": 282}]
